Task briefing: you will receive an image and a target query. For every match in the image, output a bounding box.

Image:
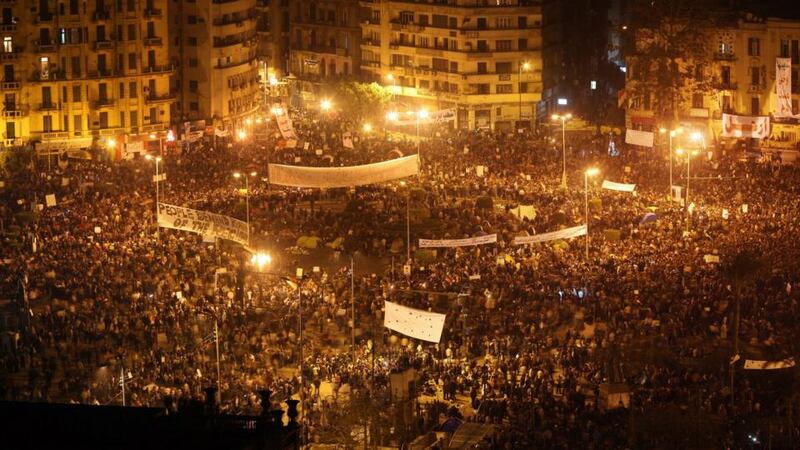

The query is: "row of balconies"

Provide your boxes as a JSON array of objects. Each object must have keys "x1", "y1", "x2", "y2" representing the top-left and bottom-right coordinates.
[
  {"x1": 30, "y1": 37, "x2": 163, "y2": 53},
  {"x1": 213, "y1": 33, "x2": 258, "y2": 48},
  {"x1": 212, "y1": 9, "x2": 258, "y2": 27},
  {"x1": 2, "y1": 65, "x2": 175, "y2": 83},
  {"x1": 29, "y1": 8, "x2": 161, "y2": 23},
  {"x1": 388, "y1": 40, "x2": 536, "y2": 54}
]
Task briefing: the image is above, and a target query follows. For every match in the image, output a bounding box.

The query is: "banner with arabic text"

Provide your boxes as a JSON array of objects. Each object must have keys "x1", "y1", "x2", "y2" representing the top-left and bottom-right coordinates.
[
  {"x1": 393, "y1": 108, "x2": 456, "y2": 126},
  {"x1": 775, "y1": 58, "x2": 798, "y2": 118},
  {"x1": 384, "y1": 300, "x2": 446, "y2": 343},
  {"x1": 602, "y1": 180, "x2": 636, "y2": 192},
  {"x1": 513, "y1": 225, "x2": 587, "y2": 245},
  {"x1": 276, "y1": 115, "x2": 297, "y2": 140},
  {"x1": 269, "y1": 155, "x2": 419, "y2": 188},
  {"x1": 158, "y1": 203, "x2": 248, "y2": 245},
  {"x1": 722, "y1": 113, "x2": 769, "y2": 139},
  {"x1": 419, "y1": 234, "x2": 497, "y2": 248},
  {"x1": 625, "y1": 129, "x2": 654, "y2": 147}
]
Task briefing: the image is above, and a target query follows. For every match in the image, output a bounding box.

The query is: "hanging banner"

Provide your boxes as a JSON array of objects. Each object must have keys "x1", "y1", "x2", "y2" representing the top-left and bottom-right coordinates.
[
  {"x1": 419, "y1": 234, "x2": 497, "y2": 248},
  {"x1": 744, "y1": 358, "x2": 795, "y2": 370},
  {"x1": 721, "y1": 113, "x2": 769, "y2": 139},
  {"x1": 342, "y1": 132, "x2": 354, "y2": 149},
  {"x1": 157, "y1": 203, "x2": 249, "y2": 245},
  {"x1": 625, "y1": 129, "x2": 654, "y2": 148},
  {"x1": 185, "y1": 130, "x2": 204, "y2": 143},
  {"x1": 601, "y1": 180, "x2": 636, "y2": 192},
  {"x1": 214, "y1": 128, "x2": 230, "y2": 138},
  {"x1": 513, "y1": 225, "x2": 587, "y2": 245},
  {"x1": 268, "y1": 155, "x2": 419, "y2": 188},
  {"x1": 775, "y1": 58, "x2": 798, "y2": 118},
  {"x1": 393, "y1": 109, "x2": 456, "y2": 126},
  {"x1": 384, "y1": 300, "x2": 446, "y2": 343},
  {"x1": 276, "y1": 114, "x2": 297, "y2": 140}
]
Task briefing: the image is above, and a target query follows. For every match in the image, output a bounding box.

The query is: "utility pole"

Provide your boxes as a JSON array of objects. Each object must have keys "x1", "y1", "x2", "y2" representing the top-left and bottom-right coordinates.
[
  {"x1": 351, "y1": 256, "x2": 356, "y2": 364},
  {"x1": 120, "y1": 366, "x2": 126, "y2": 406}
]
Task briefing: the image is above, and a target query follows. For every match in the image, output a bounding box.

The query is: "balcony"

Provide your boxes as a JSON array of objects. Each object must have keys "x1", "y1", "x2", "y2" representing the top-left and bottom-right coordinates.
[
  {"x1": 142, "y1": 63, "x2": 176, "y2": 74},
  {"x1": 1, "y1": 80, "x2": 20, "y2": 90},
  {"x1": 35, "y1": 14, "x2": 54, "y2": 23},
  {"x1": 93, "y1": 98, "x2": 115, "y2": 109},
  {"x1": 362, "y1": 39, "x2": 381, "y2": 47},
  {"x1": 714, "y1": 81, "x2": 737, "y2": 91},
  {"x1": 94, "y1": 40, "x2": 113, "y2": 50},
  {"x1": 747, "y1": 84, "x2": 763, "y2": 93},
  {"x1": 144, "y1": 37, "x2": 163, "y2": 47},
  {"x1": 2, "y1": 104, "x2": 29, "y2": 118},
  {"x1": 144, "y1": 8, "x2": 162, "y2": 18},
  {"x1": 30, "y1": 70, "x2": 66, "y2": 81},
  {"x1": 37, "y1": 102, "x2": 62, "y2": 111},
  {"x1": 0, "y1": 23, "x2": 17, "y2": 32},
  {"x1": 212, "y1": 10, "x2": 258, "y2": 27},
  {"x1": 35, "y1": 40, "x2": 57, "y2": 52},
  {"x1": 87, "y1": 69, "x2": 116, "y2": 78},
  {"x1": 714, "y1": 52, "x2": 736, "y2": 61},
  {"x1": 1, "y1": 50, "x2": 20, "y2": 60},
  {"x1": 145, "y1": 93, "x2": 176, "y2": 104}
]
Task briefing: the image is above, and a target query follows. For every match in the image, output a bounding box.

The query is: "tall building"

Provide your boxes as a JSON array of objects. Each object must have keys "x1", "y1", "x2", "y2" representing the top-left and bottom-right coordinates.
[
  {"x1": 624, "y1": 15, "x2": 800, "y2": 149},
  {"x1": 1, "y1": 0, "x2": 174, "y2": 155},
  {"x1": 358, "y1": 0, "x2": 545, "y2": 130},
  {"x1": 288, "y1": 0, "x2": 362, "y2": 79},
  {"x1": 256, "y1": 0, "x2": 289, "y2": 78},
  {"x1": 169, "y1": 0, "x2": 261, "y2": 133}
]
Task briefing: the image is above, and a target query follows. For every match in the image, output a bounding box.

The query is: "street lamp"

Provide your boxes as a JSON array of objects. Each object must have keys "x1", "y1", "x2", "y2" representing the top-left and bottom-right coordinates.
[
  {"x1": 320, "y1": 99, "x2": 332, "y2": 112},
  {"x1": 584, "y1": 167, "x2": 599, "y2": 260},
  {"x1": 659, "y1": 126, "x2": 683, "y2": 197},
  {"x1": 519, "y1": 61, "x2": 530, "y2": 124},
  {"x1": 400, "y1": 180, "x2": 410, "y2": 263},
  {"x1": 675, "y1": 148, "x2": 699, "y2": 233},
  {"x1": 233, "y1": 171, "x2": 257, "y2": 245},
  {"x1": 363, "y1": 123, "x2": 372, "y2": 133},
  {"x1": 145, "y1": 154, "x2": 162, "y2": 233},
  {"x1": 551, "y1": 113, "x2": 572, "y2": 188},
  {"x1": 386, "y1": 73, "x2": 396, "y2": 100},
  {"x1": 237, "y1": 130, "x2": 247, "y2": 141},
  {"x1": 250, "y1": 251, "x2": 272, "y2": 270},
  {"x1": 385, "y1": 111, "x2": 399, "y2": 122}
]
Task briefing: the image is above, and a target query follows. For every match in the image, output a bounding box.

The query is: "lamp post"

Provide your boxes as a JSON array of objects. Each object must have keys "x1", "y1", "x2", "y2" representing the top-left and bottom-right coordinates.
[
  {"x1": 659, "y1": 126, "x2": 683, "y2": 198},
  {"x1": 551, "y1": 113, "x2": 572, "y2": 188},
  {"x1": 400, "y1": 181, "x2": 410, "y2": 263},
  {"x1": 675, "y1": 147, "x2": 699, "y2": 233},
  {"x1": 233, "y1": 171, "x2": 257, "y2": 245},
  {"x1": 415, "y1": 109, "x2": 428, "y2": 156},
  {"x1": 584, "y1": 168, "x2": 599, "y2": 260},
  {"x1": 386, "y1": 73, "x2": 396, "y2": 101},
  {"x1": 145, "y1": 155, "x2": 162, "y2": 231},
  {"x1": 518, "y1": 61, "x2": 530, "y2": 125}
]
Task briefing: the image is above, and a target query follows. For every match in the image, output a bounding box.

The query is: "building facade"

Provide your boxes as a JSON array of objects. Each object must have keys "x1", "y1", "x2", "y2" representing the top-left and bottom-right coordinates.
[
  {"x1": 289, "y1": 0, "x2": 362, "y2": 79},
  {"x1": 358, "y1": 0, "x2": 545, "y2": 130},
  {"x1": 624, "y1": 16, "x2": 800, "y2": 150},
  {"x1": 1, "y1": 0, "x2": 174, "y2": 155},
  {"x1": 169, "y1": 0, "x2": 261, "y2": 134}
]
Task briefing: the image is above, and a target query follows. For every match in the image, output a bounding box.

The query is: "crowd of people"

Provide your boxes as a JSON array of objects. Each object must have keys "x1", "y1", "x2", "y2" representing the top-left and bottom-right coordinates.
[{"x1": 1, "y1": 105, "x2": 800, "y2": 449}]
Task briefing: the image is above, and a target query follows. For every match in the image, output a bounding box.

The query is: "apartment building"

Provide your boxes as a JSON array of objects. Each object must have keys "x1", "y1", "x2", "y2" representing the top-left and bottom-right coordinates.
[
  {"x1": 358, "y1": 0, "x2": 545, "y2": 130},
  {"x1": 288, "y1": 0, "x2": 362, "y2": 80},
  {"x1": 169, "y1": 0, "x2": 260, "y2": 133},
  {"x1": 1, "y1": 0, "x2": 173, "y2": 154},
  {"x1": 625, "y1": 16, "x2": 800, "y2": 148},
  {"x1": 256, "y1": 0, "x2": 289, "y2": 78}
]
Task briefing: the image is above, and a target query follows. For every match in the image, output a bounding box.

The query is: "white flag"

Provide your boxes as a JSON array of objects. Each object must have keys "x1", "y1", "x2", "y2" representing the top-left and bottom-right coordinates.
[
  {"x1": 419, "y1": 234, "x2": 496, "y2": 248},
  {"x1": 513, "y1": 225, "x2": 587, "y2": 245},
  {"x1": 342, "y1": 132, "x2": 354, "y2": 149},
  {"x1": 384, "y1": 300, "x2": 446, "y2": 343},
  {"x1": 744, "y1": 358, "x2": 795, "y2": 370}
]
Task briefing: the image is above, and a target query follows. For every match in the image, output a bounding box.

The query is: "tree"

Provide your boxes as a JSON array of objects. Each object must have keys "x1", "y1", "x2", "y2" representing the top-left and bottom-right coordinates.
[
  {"x1": 320, "y1": 79, "x2": 392, "y2": 122},
  {"x1": 625, "y1": 0, "x2": 724, "y2": 123}
]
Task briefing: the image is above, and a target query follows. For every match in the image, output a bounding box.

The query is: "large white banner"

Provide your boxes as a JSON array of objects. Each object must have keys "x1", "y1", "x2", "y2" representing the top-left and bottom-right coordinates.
[
  {"x1": 393, "y1": 108, "x2": 456, "y2": 126},
  {"x1": 775, "y1": 58, "x2": 797, "y2": 118},
  {"x1": 157, "y1": 203, "x2": 249, "y2": 245},
  {"x1": 384, "y1": 300, "x2": 446, "y2": 343},
  {"x1": 625, "y1": 129, "x2": 654, "y2": 148},
  {"x1": 744, "y1": 358, "x2": 795, "y2": 370},
  {"x1": 268, "y1": 155, "x2": 419, "y2": 188},
  {"x1": 722, "y1": 113, "x2": 769, "y2": 139},
  {"x1": 276, "y1": 115, "x2": 297, "y2": 140},
  {"x1": 602, "y1": 180, "x2": 636, "y2": 192},
  {"x1": 513, "y1": 225, "x2": 587, "y2": 245},
  {"x1": 419, "y1": 234, "x2": 497, "y2": 248}
]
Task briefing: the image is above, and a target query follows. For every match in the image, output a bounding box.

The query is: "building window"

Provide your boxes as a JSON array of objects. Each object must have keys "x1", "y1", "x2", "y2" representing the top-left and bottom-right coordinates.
[
  {"x1": 189, "y1": 80, "x2": 198, "y2": 92},
  {"x1": 188, "y1": 36, "x2": 197, "y2": 46},
  {"x1": 128, "y1": 53, "x2": 137, "y2": 70},
  {"x1": 475, "y1": 83, "x2": 489, "y2": 94},
  {"x1": 190, "y1": 101, "x2": 199, "y2": 111},
  {"x1": 127, "y1": 0, "x2": 135, "y2": 12},
  {"x1": 781, "y1": 39, "x2": 790, "y2": 58},
  {"x1": 748, "y1": 37, "x2": 760, "y2": 56},
  {"x1": 721, "y1": 66, "x2": 731, "y2": 85},
  {"x1": 477, "y1": 40, "x2": 488, "y2": 51},
  {"x1": 129, "y1": 81, "x2": 137, "y2": 97},
  {"x1": 127, "y1": 24, "x2": 136, "y2": 41},
  {"x1": 496, "y1": 40, "x2": 512, "y2": 51},
  {"x1": 99, "y1": 111, "x2": 108, "y2": 129},
  {"x1": 750, "y1": 66, "x2": 760, "y2": 86},
  {"x1": 119, "y1": 111, "x2": 125, "y2": 127},
  {"x1": 119, "y1": 82, "x2": 125, "y2": 99},
  {"x1": 370, "y1": 10, "x2": 380, "y2": 24},
  {"x1": 399, "y1": 11, "x2": 413, "y2": 25},
  {"x1": 750, "y1": 97, "x2": 759, "y2": 115},
  {"x1": 129, "y1": 110, "x2": 138, "y2": 127},
  {"x1": 449, "y1": 61, "x2": 458, "y2": 73},
  {"x1": 73, "y1": 115, "x2": 82, "y2": 136},
  {"x1": 691, "y1": 93, "x2": 703, "y2": 108},
  {"x1": 3, "y1": 37, "x2": 12, "y2": 53},
  {"x1": 43, "y1": 115, "x2": 53, "y2": 132},
  {"x1": 496, "y1": 62, "x2": 512, "y2": 74},
  {"x1": 477, "y1": 62, "x2": 487, "y2": 74},
  {"x1": 518, "y1": 38, "x2": 528, "y2": 50},
  {"x1": 432, "y1": 58, "x2": 448, "y2": 71},
  {"x1": 496, "y1": 84, "x2": 512, "y2": 94},
  {"x1": 189, "y1": 58, "x2": 198, "y2": 67},
  {"x1": 722, "y1": 95, "x2": 732, "y2": 113},
  {"x1": 187, "y1": 15, "x2": 197, "y2": 24},
  {"x1": 497, "y1": 17, "x2": 513, "y2": 29}
]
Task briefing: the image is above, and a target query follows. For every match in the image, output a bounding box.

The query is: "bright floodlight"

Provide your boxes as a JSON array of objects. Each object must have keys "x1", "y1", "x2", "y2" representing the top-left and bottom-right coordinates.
[
  {"x1": 250, "y1": 252, "x2": 272, "y2": 269},
  {"x1": 386, "y1": 73, "x2": 394, "y2": 81},
  {"x1": 166, "y1": 130, "x2": 175, "y2": 142},
  {"x1": 363, "y1": 123, "x2": 373, "y2": 133},
  {"x1": 675, "y1": 148, "x2": 685, "y2": 155},
  {"x1": 417, "y1": 109, "x2": 429, "y2": 119},
  {"x1": 386, "y1": 111, "x2": 399, "y2": 122},
  {"x1": 149, "y1": 133, "x2": 157, "y2": 139},
  {"x1": 108, "y1": 138, "x2": 116, "y2": 148},
  {"x1": 565, "y1": 113, "x2": 572, "y2": 119},
  {"x1": 237, "y1": 130, "x2": 247, "y2": 141},
  {"x1": 270, "y1": 107, "x2": 283, "y2": 116},
  {"x1": 145, "y1": 154, "x2": 153, "y2": 160},
  {"x1": 522, "y1": 62, "x2": 531, "y2": 71},
  {"x1": 585, "y1": 167, "x2": 600, "y2": 177},
  {"x1": 551, "y1": 114, "x2": 559, "y2": 121},
  {"x1": 659, "y1": 128, "x2": 667, "y2": 134},
  {"x1": 320, "y1": 99, "x2": 332, "y2": 111},
  {"x1": 269, "y1": 77, "x2": 278, "y2": 86},
  {"x1": 245, "y1": 118, "x2": 252, "y2": 126},
  {"x1": 250, "y1": 171, "x2": 257, "y2": 177},
  {"x1": 690, "y1": 131, "x2": 703, "y2": 142},
  {"x1": 233, "y1": 172, "x2": 241, "y2": 179}
]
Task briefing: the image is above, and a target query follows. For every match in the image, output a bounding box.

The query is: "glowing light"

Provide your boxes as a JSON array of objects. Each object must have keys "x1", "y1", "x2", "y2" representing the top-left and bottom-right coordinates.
[
  {"x1": 386, "y1": 111, "x2": 399, "y2": 122},
  {"x1": 363, "y1": 123, "x2": 373, "y2": 133},
  {"x1": 320, "y1": 99, "x2": 332, "y2": 111},
  {"x1": 585, "y1": 167, "x2": 600, "y2": 177},
  {"x1": 417, "y1": 109, "x2": 429, "y2": 119},
  {"x1": 691, "y1": 131, "x2": 703, "y2": 142},
  {"x1": 268, "y1": 77, "x2": 278, "y2": 86},
  {"x1": 521, "y1": 62, "x2": 530, "y2": 71},
  {"x1": 245, "y1": 118, "x2": 252, "y2": 126},
  {"x1": 237, "y1": 130, "x2": 247, "y2": 141},
  {"x1": 250, "y1": 252, "x2": 272, "y2": 269},
  {"x1": 107, "y1": 138, "x2": 116, "y2": 148},
  {"x1": 166, "y1": 130, "x2": 175, "y2": 142},
  {"x1": 233, "y1": 172, "x2": 241, "y2": 179}
]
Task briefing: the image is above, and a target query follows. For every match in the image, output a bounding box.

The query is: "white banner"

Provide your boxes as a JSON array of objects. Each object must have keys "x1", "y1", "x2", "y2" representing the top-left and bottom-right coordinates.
[
  {"x1": 775, "y1": 58, "x2": 798, "y2": 118},
  {"x1": 722, "y1": 113, "x2": 769, "y2": 139},
  {"x1": 419, "y1": 234, "x2": 497, "y2": 248},
  {"x1": 393, "y1": 108, "x2": 456, "y2": 126},
  {"x1": 744, "y1": 358, "x2": 795, "y2": 370},
  {"x1": 601, "y1": 180, "x2": 636, "y2": 192},
  {"x1": 384, "y1": 300, "x2": 446, "y2": 343},
  {"x1": 186, "y1": 130, "x2": 204, "y2": 143},
  {"x1": 510, "y1": 205, "x2": 536, "y2": 220},
  {"x1": 276, "y1": 114, "x2": 297, "y2": 140},
  {"x1": 152, "y1": 173, "x2": 167, "y2": 182},
  {"x1": 269, "y1": 155, "x2": 419, "y2": 188},
  {"x1": 157, "y1": 203, "x2": 249, "y2": 245},
  {"x1": 214, "y1": 128, "x2": 230, "y2": 138},
  {"x1": 513, "y1": 225, "x2": 587, "y2": 245},
  {"x1": 625, "y1": 129, "x2": 654, "y2": 147}
]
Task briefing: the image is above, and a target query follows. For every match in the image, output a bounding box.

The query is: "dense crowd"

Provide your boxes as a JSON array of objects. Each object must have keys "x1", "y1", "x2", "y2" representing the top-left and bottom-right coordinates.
[{"x1": 1, "y1": 107, "x2": 800, "y2": 449}]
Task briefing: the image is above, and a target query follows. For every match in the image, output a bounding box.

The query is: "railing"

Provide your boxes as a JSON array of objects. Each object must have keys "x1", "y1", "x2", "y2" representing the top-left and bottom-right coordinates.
[
  {"x1": 144, "y1": 8, "x2": 162, "y2": 18},
  {"x1": 714, "y1": 52, "x2": 736, "y2": 60},
  {"x1": 94, "y1": 40, "x2": 113, "y2": 50},
  {"x1": 87, "y1": 69, "x2": 116, "y2": 78},
  {"x1": 145, "y1": 93, "x2": 176, "y2": 103},
  {"x1": 94, "y1": 98, "x2": 115, "y2": 108},
  {"x1": 1, "y1": 51, "x2": 20, "y2": 60},
  {"x1": 715, "y1": 81, "x2": 737, "y2": 90},
  {"x1": 142, "y1": 63, "x2": 176, "y2": 74},
  {"x1": 92, "y1": 8, "x2": 112, "y2": 21},
  {"x1": 144, "y1": 37, "x2": 163, "y2": 46},
  {"x1": 1, "y1": 80, "x2": 20, "y2": 89},
  {"x1": 30, "y1": 70, "x2": 66, "y2": 81},
  {"x1": 36, "y1": 40, "x2": 57, "y2": 52},
  {"x1": 2, "y1": 105, "x2": 29, "y2": 117},
  {"x1": 0, "y1": 23, "x2": 17, "y2": 32},
  {"x1": 37, "y1": 102, "x2": 62, "y2": 111}
]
